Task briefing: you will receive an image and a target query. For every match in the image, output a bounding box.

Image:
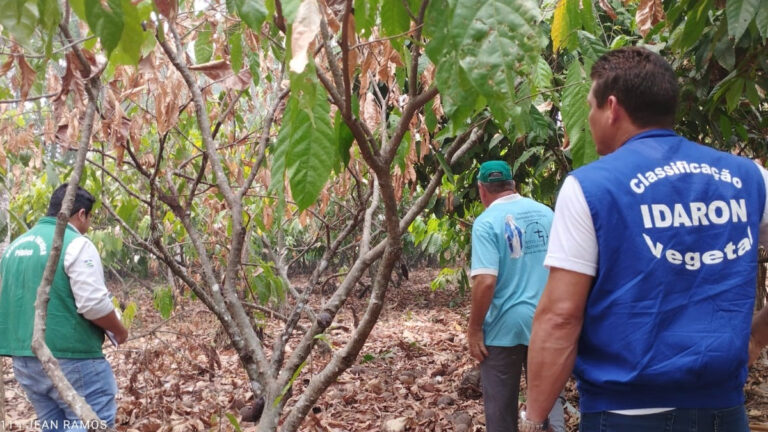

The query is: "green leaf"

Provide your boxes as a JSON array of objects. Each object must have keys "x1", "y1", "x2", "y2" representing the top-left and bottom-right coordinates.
[
  {"x1": 0, "y1": 1, "x2": 39, "y2": 42},
  {"x1": 274, "y1": 361, "x2": 306, "y2": 406},
  {"x1": 281, "y1": 0, "x2": 300, "y2": 24},
  {"x1": 579, "y1": 0, "x2": 596, "y2": 35},
  {"x1": 726, "y1": 0, "x2": 760, "y2": 41},
  {"x1": 679, "y1": 0, "x2": 712, "y2": 51},
  {"x1": 561, "y1": 60, "x2": 596, "y2": 168},
  {"x1": 512, "y1": 146, "x2": 544, "y2": 176},
  {"x1": 37, "y1": 0, "x2": 61, "y2": 33},
  {"x1": 248, "y1": 52, "x2": 261, "y2": 86},
  {"x1": 153, "y1": 286, "x2": 175, "y2": 320},
  {"x1": 576, "y1": 30, "x2": 607, "y2": 67},
  {"x1": 109, "y1": 0, "x2": 145, "y2": 65},
  {"x1": 225, "y1": 413, "x2": 243, "y2": 432},
  {"x1": 278, "y1": 79, "x2": 337, "y2": 210},
  {"x1": 381, "y1": 1, "x2": 410, "y2": 37},
  {"x1": 531, "y1": 56, "x2": 553, "y2": 95},
  {"x1": 84, "y1": 0, "x2": 124, "y2": 56},
  {"x1": 724, "y1": 78, "x2": 744, "y2": 112},
  {"x1": 228, "y1": 25, "x2": 243, "y2": 72},
  {"x1": 233, "y1": 0, "x2": 267, "y2": 31},
  {"x1": 756, "y1": 0, "x2": 768, "y2": 39},
  {"x1": 122, "y1": 301, "x2": 137, "y2": 328},
  {"x1": 354, "y1": 0, "x2": 380, "y2": 37},
  {"x1": 428, "y1": 0, "x2": 545, "y2": 130},
  {"x1": 116, "y1": 197, "x2": 140, "y2": 226},
  {"x1": 195, "y1": 24, "x2": 213, "y2": 64},
  {"x1": 334, "y1": 110, "x2": 354, "y2": 170}
]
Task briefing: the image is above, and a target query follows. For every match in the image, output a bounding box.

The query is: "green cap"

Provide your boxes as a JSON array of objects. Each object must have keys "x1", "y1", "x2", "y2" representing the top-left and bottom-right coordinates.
[{"x1": 478, "y1": 160, "x2": 513, "y2": 183}]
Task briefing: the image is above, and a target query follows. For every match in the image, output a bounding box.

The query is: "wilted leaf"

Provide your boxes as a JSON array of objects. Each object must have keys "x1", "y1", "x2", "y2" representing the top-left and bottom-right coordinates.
[
  {"x1": 222, "y1": 69, "x2": 252, "y2": 91},
  {"x1": 0, "y1": 56, "x2": 14, "y2": 78},
  {"x1": 289, "y1": 0, "x2": 322, "y2": 73},
  {"x1": 189, "y1": 60, "x2": 231, "y2": 80},
  {"x1": 16, "y1": 56, "x2": 36, "y2": 102},
  {"x1": 153, "y1": 0, "x2": 177, "y2": 20},
  {"x1": 636, "y1": 0, "x2": 664, "y2": 37},
  {"x1": 597, "y1": 0, "x2": 617, "y2": 20}
]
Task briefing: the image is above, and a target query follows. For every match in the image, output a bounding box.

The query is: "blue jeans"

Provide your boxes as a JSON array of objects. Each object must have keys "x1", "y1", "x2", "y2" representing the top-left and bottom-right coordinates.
[
  {"x1": 12, "y1": 357, "x2": 117, "y2": 431},
  {"x1": 580, "y1": 406, "x2": 749, "y2": 432}
]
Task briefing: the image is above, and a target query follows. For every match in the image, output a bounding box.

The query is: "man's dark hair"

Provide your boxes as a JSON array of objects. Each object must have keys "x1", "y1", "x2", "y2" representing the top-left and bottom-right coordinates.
[
  {"x1": 590, "y1": 46, "x2": 679, "y2": 128},
  {"x1": 46, "y1": 184, "x2": 95, "y2": 217},
  {"x1": 481, "y1": 180, "x2": 516, "y2": 194}
]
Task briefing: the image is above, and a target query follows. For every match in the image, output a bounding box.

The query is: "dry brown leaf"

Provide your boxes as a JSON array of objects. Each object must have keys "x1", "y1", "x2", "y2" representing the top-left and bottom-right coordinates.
[
  {"x1": 344, "y1": 13, "x2": 358, "y2": 85},
  {"x1": 361, "y1": 94, "x2": 380, "y2": 130},
  {"x1": 0, "y1": 56, "x2": 14, "y2": 78},
  {"x1": 598, "y1": 0, "x2": 618, "y2": 20},
  {"x1": 222, "y1": 68, "x2": 253, "y2": 91},
  {"x1": 289, "y1": 0, "x2": 322, "y2": 73},
  {"x1": 153, "y1": 0, "x2": 177, "y2": 20},
  {"x1": 189, "y1": 60, "x2": 230, "y2": 80},
  {"x1": 16, "y1": 56, "x2": 36, "y2": 102},
  {"x1": 636, "y1": 0, "x2": 664, "y2": 37}
]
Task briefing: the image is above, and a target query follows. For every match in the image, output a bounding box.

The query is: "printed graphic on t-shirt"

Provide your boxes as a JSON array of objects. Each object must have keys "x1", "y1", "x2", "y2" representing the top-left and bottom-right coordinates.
[
  {"x1": 505, "y1": 215, "x2": 524, "y2": 258},
  {"x1": 631, "y1": 160, "x2": 753, "y2": 271},
  {"x1": 524, "y1": 221, "x2": 549, "y2": 254}
]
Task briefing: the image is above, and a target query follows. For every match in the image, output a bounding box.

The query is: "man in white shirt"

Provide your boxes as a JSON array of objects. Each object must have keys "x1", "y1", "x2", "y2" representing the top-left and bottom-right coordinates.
[{"x1": 0, "y1": 184, "x2": 128, "y2": 431}]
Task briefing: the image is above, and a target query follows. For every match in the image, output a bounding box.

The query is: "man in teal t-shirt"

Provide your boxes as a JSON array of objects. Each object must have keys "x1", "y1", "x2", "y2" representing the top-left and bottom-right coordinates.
[{"x1": 467, "y1": 161, "x2": 562, "y2": 432}]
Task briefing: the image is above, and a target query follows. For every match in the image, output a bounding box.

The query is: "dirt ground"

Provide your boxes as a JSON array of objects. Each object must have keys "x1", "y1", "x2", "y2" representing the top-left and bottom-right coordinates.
[{"x1": 2, "y1": 268, "x2": 768, "y2": 431}]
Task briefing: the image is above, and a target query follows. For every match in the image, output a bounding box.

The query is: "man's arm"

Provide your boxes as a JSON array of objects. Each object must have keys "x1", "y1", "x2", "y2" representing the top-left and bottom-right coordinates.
[
  {"x1": 91, "y1": 310, "x2": 128, "y2": 344},
  {"x1": 524, "y1": 267, "x2": 593, "y2": 423},
  {"x1": 65, "y1": 237, "x2": 128, "y2": 344},
  {"x1": 467, "y1": 274, "x2": 496, "y2": 362}
]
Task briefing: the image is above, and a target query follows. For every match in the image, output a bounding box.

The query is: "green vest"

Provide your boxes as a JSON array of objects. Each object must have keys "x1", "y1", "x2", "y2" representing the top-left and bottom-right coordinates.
[{"x1": 0, "y1": 217, "x2": 105, "y2": 358}]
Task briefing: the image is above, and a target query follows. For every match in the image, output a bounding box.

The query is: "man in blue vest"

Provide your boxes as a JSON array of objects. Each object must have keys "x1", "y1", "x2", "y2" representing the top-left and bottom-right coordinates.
[
  {"x1": 521, "y1": 47, "x2": 768, "y2": 432},
  {"x1": 0, "y1": 185, "x2": 128, "y2": 431},
  {"x1": 467, "y1": 161, "x2": 564, "y2": 432}
]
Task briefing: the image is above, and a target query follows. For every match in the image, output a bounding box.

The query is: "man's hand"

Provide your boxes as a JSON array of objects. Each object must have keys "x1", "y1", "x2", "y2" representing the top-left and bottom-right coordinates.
[
  {"x1": 467, "y1": 326, "x2": 488, "y2": 362},
  {"x1": 92, "y1": 310, "x2": 129, "y2": 345}
]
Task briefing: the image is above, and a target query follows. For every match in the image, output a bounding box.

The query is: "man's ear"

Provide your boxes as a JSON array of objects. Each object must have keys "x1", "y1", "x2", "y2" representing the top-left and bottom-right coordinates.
[{"x1": 606, "y1": 95, "x2": 621, "y2": 124}]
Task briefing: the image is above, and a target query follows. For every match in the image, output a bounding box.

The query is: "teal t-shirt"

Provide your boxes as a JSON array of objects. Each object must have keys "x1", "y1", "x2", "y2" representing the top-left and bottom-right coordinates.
[{"x1": 470, "y1": 194, "x2": 553, "y2": 346}]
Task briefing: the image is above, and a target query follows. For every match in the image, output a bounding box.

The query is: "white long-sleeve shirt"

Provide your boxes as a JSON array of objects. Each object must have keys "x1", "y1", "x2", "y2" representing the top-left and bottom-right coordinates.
[{"x1": 63, "y1": 228, "x2": 115, "y2": 321}]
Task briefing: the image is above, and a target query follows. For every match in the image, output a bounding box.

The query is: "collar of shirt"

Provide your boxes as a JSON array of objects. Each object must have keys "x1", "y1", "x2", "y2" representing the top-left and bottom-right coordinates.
[{"x1": 488, "y1": 193, "x2": 522, "y2": 208}]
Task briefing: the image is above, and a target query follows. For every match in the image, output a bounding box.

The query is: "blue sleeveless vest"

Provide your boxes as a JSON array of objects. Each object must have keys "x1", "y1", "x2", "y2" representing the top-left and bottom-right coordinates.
[{"x1": 571, "y1": 129, "x2": 765, "y2": 412}]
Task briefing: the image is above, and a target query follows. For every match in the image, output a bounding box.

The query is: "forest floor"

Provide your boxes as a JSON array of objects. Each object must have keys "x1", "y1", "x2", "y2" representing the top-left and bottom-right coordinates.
[{"x1": 3, "y1": 267, "x2": 768, "y2": 431}]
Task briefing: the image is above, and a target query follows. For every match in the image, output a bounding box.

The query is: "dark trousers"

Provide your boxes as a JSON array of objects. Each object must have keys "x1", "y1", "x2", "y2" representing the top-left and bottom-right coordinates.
[
  {"x1": 480, "y1": 345, "x2": 565, "y2": 432},
  {"x1": 580, "y1": 406, "x2": 749, "y2": 432}
]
